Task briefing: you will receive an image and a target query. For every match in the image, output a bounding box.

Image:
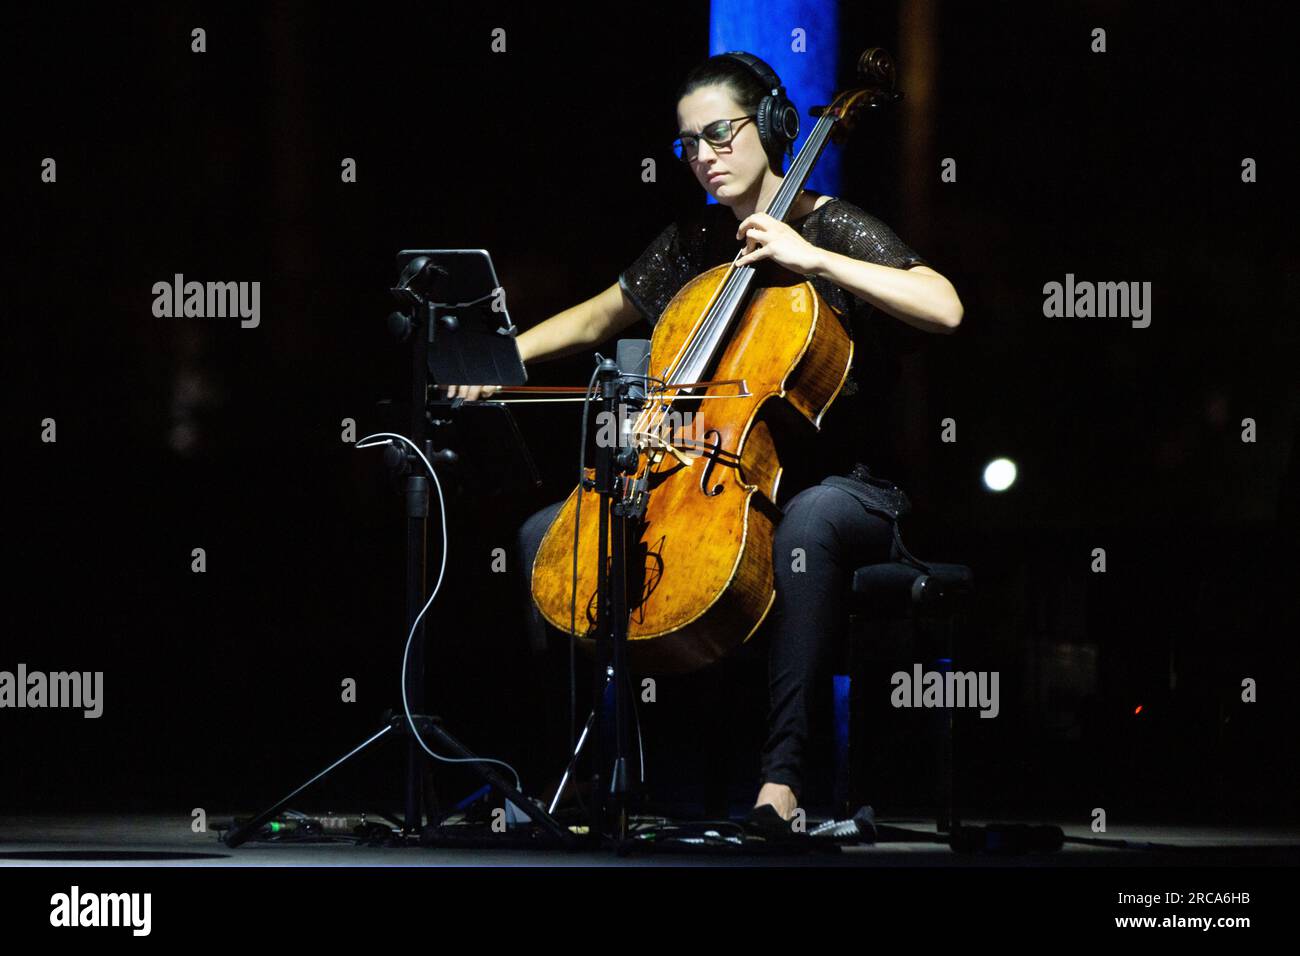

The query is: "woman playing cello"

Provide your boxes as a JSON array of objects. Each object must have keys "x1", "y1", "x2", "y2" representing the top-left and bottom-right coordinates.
[{"x1": 446, "y1": 52, "x2": 962, "y2": 824}]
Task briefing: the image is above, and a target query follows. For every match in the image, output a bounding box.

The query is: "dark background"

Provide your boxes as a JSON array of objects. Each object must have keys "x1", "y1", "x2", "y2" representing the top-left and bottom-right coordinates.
[{"x1": 4, "y1": 2, "x2": 1296, "y2": 823}]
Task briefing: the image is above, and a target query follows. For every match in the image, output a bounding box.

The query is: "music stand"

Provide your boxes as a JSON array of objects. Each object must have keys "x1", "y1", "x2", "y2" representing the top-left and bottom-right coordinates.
[{"x1": 223, "y1": 250, "x2": 571, "y2": 849}]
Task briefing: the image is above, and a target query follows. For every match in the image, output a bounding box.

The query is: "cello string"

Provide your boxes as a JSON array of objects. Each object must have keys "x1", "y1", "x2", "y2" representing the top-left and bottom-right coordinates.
[
  {"x1": 663, "y1": 112, "x2": 833, "y2": 391},
  {"x1": 633, "y1": 112, "x2": 835, "y2": 449}
]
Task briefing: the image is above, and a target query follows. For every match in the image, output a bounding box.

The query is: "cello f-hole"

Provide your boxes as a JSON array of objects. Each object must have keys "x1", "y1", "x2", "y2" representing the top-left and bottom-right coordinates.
[{"x1": 699, "y1": 429, "x2": 725, "y2": 497}]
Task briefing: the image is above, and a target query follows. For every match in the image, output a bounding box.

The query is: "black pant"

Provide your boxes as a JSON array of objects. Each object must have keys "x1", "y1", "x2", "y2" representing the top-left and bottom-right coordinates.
[{"x1": 515, "y1": 480, "x2": 896, "y2": 801}]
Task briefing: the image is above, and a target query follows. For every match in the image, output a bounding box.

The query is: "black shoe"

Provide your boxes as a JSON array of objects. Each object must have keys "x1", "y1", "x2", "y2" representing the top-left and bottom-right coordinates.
[
  {"x1": 743, "y1": 803, "x2": 805, "y2": 840},
  {"x1": 810, "y1": 805, "x2": 878, "y2": 844}
]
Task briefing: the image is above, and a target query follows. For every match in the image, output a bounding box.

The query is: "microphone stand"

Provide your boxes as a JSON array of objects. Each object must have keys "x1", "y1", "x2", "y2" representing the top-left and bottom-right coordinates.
[
  {"x1": 585, "y1": 357, "x2": 647, "y2": 845},
  {"x1": 543, "y1": 356, "x2": 650, "y2": 842}
]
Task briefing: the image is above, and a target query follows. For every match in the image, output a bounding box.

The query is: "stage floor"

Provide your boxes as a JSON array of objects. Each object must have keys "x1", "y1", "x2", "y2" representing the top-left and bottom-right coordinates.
[{"x1": 2, "y1": 813, "x2": 1297, "y2": 866}]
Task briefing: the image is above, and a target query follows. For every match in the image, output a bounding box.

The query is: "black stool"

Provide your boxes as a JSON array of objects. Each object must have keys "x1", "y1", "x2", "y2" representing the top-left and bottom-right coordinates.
[{"x1": 836, "y1": 560, "x2": 974, "y2": 832}]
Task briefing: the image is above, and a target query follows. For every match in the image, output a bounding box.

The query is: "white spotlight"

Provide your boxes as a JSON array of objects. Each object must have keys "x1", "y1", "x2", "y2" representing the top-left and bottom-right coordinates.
[{"x1": 983, "y1": 457, "x2": 1017, "y2": 492}]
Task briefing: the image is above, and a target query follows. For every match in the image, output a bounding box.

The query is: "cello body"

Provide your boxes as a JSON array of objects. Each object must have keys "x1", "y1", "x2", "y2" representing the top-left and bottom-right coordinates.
[{"x1": 529, "y1": 262, "x2": 853, "y2": 673}]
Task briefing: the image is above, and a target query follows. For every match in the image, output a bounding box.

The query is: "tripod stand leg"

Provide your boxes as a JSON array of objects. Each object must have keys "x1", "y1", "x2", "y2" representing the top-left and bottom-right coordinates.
[
  {"x1": 548, "y1": 704, "x2": 600, "y2": 816},
  {"x1": 547, "y1": 666, "x2": 648, "y2": 822},
  {"x1": 411, "y1": 715, "x2": 575, "y2": 845},
  {"x1": 224, "y1": 723, "x2": 396, "y2": 848},
  {"x1": 548, "y1": 665, "x2": 623, "y2": 816}
]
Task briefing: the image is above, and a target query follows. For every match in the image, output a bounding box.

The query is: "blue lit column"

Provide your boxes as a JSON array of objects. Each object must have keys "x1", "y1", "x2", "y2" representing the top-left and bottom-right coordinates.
[{"x1": 708, "y1": 0, "x2": 841, "y2": 199}]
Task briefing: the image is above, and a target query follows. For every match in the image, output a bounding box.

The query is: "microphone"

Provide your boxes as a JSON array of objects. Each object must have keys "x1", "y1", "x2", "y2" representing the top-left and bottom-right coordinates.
[
  {"x1": 616, "y1": 338, "x2": 651, "y2": 406},
  {"x1": 614, "y1": 338, "x2": 651, "y2": 464}
]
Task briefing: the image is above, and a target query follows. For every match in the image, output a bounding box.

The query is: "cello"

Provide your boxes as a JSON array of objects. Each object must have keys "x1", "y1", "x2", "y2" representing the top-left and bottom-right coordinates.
[{"x1": 528, "y1": 49, "x2": 905, "y2": 674}]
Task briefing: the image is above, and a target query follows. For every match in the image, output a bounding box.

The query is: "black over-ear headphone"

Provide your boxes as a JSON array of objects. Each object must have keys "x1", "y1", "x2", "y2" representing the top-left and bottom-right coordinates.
[{"x1": 718, "y1": 51, "x2": 800, "y2": 161}]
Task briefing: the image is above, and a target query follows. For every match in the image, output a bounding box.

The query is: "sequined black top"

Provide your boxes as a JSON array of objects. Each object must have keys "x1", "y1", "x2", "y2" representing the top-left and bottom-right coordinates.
[{"x1": 618, "y1": 196, "x2": 930, "y2": 505}]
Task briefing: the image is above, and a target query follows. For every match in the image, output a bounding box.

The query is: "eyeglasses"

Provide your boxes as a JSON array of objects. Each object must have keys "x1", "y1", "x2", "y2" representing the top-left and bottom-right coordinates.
[{"x1": 672, "y1": 115, "x2": 757, "y2": 162}]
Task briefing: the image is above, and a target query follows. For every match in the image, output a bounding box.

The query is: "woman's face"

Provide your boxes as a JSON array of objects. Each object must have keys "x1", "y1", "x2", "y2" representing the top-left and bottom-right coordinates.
[{"x1": 676, "y1": 83, "x2": 770, "y2": 206}]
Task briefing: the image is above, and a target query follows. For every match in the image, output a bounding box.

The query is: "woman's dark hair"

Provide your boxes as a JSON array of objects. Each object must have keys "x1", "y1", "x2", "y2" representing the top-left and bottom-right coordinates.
[{"x1": 675, "y1": 54, "x2": 787, "y2": 171}]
